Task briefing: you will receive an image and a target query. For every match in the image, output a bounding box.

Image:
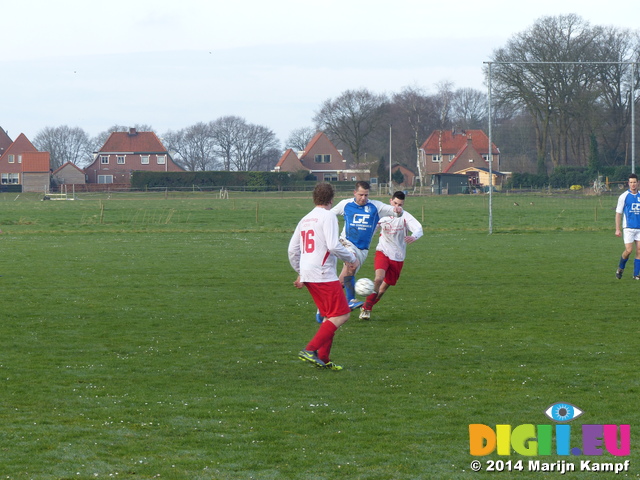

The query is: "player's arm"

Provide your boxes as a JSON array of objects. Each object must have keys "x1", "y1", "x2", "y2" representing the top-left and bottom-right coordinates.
[
  {"x1": 615, "y1": 193, "x2": 626, "y2": 236},
  {"x1": 405, "y1": 212, "x2": 424, "y2": 243},
  {"x1": 373, "y1": 199, "x2": 403, "y2": 217},
  {"x1": 615, "y1": 212, "x2": 623, "y2": 237},
  {"x1": 330, "y1": 199, "x2": 348, "y2": 216},
  {"x1": 324, "y1": 216, "x2": 357, "y2": 265},
  {"x1": 287, "y1": 226, "x2": 302, "y2": 273}
]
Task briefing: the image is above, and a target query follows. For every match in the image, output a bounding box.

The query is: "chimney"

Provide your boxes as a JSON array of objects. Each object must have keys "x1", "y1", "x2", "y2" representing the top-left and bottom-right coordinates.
[{"x1": 128, "y1": 128, "x2": 138, "y2": 136}]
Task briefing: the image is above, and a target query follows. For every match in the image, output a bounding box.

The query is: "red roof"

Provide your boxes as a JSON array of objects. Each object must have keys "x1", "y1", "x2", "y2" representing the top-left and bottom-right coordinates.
[
  {"x1": 421, "y1": 129, "x2": 499, "y2": 155},
  {"x1": 99, "y1": 129, "x2": 168, "y2": 153},
  {"x1": 22, "y1": 152, "x2": 50, "y2": 172}
]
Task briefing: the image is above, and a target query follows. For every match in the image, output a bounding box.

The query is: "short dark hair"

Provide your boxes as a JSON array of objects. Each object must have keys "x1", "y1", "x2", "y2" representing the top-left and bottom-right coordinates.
[
  {"x1": 392, "y1": 191, "x2": 406, "y2": 200},
  {"x1": 630, "y1": 174, "x2": 638, "y2": 180},
  {"x1": 313, "y1": 182, "x2": 335, "y2": 206},
  {"x1": 355, "y1": 181, "x2": 370, "y2": 191}
]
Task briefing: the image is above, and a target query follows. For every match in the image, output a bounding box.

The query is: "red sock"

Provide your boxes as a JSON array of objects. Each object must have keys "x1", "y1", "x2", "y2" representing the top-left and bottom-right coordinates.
[
  {"x1": 306, "y1": 321, "x2": 338, "y2": 358},
  {"x1": 364, "y1": 292, "x2": 378, "y2": 310},
  {"x1": 317, "y1": 335, "x2": 334, "y2": 363}
]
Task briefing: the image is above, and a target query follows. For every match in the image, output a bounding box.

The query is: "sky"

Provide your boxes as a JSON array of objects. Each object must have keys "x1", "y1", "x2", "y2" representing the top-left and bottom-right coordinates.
[{"x1": 2, "y1": 0, "x2": 639, "y2": 146}]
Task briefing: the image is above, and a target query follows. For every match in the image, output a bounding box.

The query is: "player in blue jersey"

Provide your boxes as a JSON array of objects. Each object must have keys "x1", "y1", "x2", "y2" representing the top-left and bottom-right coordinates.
[
  {"x1": 316, "y1": 181, "x2": 402, "y2": 322},
  {"x1": 615, "y1": 174, "x2": 640, "y2": 279}
]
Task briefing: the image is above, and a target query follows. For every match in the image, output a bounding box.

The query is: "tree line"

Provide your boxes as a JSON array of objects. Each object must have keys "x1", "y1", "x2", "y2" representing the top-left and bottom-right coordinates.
[{"x1": 33, "y1": 14, "x2": 639, "y2": 177}]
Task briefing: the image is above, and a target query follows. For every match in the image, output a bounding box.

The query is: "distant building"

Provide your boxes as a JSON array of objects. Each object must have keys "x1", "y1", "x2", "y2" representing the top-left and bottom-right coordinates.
[
  {"x1": 86, "y1": 128, "x2": 183, "y2": 184},
  {"x1": 0, "y1": 128, "x2": 51, "y2": 192},
  {"x1": 52, "y1": 162, "x2": 87, "y2": 186},
  {"x1": 420, "y1": 129, "x2": 503, "y2": 189},
  {"x1": 274, "y1": 132, "x2": 370, "y2": 182}
]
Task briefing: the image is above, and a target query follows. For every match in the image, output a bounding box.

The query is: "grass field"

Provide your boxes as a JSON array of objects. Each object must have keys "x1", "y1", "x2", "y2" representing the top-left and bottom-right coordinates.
[{"x1": 0, "y1": 190, "x2": 637, "y2": 479}]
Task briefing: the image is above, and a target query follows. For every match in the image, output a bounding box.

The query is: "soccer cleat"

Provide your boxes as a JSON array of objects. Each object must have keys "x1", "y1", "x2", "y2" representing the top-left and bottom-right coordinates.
[
  {"x1": 348, "y1": 299, "x2": 364, "y2": 310},
  {"x1": 324, "y1": 361, "x2": 343, "y2": 371},
  {"x1": 359, "y1": 308, "x2": 371, "y2": 320},
  {"x1": 634, "y1": 276, "x2": 640, "y2": 280},
  {"x1": 616, "y1": 268, "x2": 624, "y2": 279},
  {"x1": 298, "y1": 350, "x2": 326, "y2": 367},
  {"x1": 315, "y1": 311, "x2": 323, "y2": 323}
]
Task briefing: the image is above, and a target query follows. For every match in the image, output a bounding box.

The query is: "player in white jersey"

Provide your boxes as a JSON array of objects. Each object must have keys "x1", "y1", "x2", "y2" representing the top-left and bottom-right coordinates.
[
  {"x1": 615, "y1": 173, "x2": 640, "y2": 279},
  {"x1": 288, "y1": 182, "x2": 359, "y2": 370},
  {"x1": 329, "y1": 181, "x2": 403, "y2": 317},
  {"x1": 360, "y1": 191, "x2": 423, "y2": 320}
]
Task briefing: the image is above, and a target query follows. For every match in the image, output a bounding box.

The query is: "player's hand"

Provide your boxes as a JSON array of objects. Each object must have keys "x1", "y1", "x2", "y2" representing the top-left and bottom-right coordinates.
[
  {"x1": 615, "y1": 229, "x2": 622, "y2": 237},
  {"x1": 293, "y1": 276, "x2": 304, "y2": 289},
  {"x1": 405, "y1": 235, "x2": 416, "y2": 244},
  {"x1": 394, "y1": 206, "x2": 404, "y2": 216}
]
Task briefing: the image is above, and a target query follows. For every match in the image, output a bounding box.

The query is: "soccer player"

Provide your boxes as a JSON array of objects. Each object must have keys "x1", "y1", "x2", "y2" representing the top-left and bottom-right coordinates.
[
  {"x1": 288, "y1": 182, "x2": 359, "y2": 371},
  {"x1": 327, "y1": 181, "x2": 403, "y2": 319},
  {"x1": 360, "y1": 191, "x2": 423, "y2": 320},
  {"x1": 615, "y1": 173, "x2": 640, "y2": 279}
]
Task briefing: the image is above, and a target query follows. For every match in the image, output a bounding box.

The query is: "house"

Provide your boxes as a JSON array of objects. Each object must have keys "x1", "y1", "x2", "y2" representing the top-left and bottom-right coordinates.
[
  {"x1": 390, "y1": 163, "x2": 416, "y2": 189},
  {"x1": 420, "y1": 129, "x2": 500, "y2": 178},
  {"x1": 274, "y1": 132, "x2": 370, "y2": 182},
  {"x1": 21, "y1": 152, "x2": 51, "y2": 192},
  {"x1": 52, "y1": 162, "x2": 86, "y2": 186},
  {"x1": 86, "y1": 128, "x2": 183, "y2": 184},
  {"x1": 431, "y1": 173, "x2": 470, "y2": 195},
  {"x1": 454, "y1": 166, "x2": 506, "y2": 191},
  {"x1": 420, "y1": 129, "x2": 505, "y2": 190},
  {"x1": 0, "y1": 131, "x2": 42, "y2": 190}
]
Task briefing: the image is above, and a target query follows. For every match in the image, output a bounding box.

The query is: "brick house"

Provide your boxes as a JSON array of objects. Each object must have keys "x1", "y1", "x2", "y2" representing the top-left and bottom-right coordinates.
[
  {"x1": 52, "y1": 162, "x2": 86, "y2": 186},
  {"x1": 0, "y1": 131, "x2": 43, "y2": 189},
  {"x1": 86, "y1": 128, "x2": 183, "y2": 184},
  {"x1": 274, "y1": 131, "x2": 370, "y2": 182},
  {"x1": 420, "y1": 129, "x2": 500, "y2": 180}
]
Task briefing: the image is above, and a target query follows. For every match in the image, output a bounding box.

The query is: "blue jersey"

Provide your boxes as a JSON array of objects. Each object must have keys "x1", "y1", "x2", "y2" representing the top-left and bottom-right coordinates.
[
  {"x1": 616, "y1": 190, "x2": 640, "y2": 229},
  {"x1": 331, "y1": 198, "x2": 398, "y2": 250}
]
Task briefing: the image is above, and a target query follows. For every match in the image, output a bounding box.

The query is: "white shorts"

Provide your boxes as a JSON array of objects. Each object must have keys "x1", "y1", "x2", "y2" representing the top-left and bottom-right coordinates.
[
  {"x1": 623, "y1": 228, "x2": 640, "y2": 244},
  {"x1": 340, "y1": 238, "x2": 368, "y2": 274}
]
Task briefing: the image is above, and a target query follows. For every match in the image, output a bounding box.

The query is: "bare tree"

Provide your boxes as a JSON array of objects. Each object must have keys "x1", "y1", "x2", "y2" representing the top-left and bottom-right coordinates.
[
  {"x1": 313, "y1": 88, "x2": 387, "y2": 163},
  {"x1": 285, "y1": 126, "x2": 316, "y2": 151},
  {"x1": 211, "y1": 116, "x2": 246, "y2": 171},
  {"x1": 451, "y1": 87, "x2": 488, "y2": 130},
  {"x1": 231, "y1": 123, "x2": 280, "y2": 171},
  {"x1": 490, "y1": 14, "x2": 620, "y2": 170},
  {"x1": 33, "y1": 126, "x2": 93, "y2": 168},
  {"x1": 389, "y1": 86, "x2": 439, "y2": 182},
  {"x1": 163, "y1": 122, "x2": 218, "y2": 171}
]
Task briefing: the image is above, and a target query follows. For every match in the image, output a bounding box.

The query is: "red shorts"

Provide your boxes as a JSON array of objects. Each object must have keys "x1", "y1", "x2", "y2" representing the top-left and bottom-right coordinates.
[
  {"x1": 305, "y1": 281, "x2": 350, "y2": 318},
  {"x1": 373, "y1": 250, "x2": 404, "y2": 286}
]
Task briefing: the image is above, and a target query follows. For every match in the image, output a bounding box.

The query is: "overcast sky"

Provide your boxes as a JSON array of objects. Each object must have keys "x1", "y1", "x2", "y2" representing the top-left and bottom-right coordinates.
[{"x1": 2, "y1": 0, "x2": 639, "y2": 145}]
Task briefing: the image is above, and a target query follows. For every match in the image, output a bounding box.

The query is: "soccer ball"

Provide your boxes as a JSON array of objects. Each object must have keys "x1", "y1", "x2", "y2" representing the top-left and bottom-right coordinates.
[{"x1": 355, "y1": 278, "x2": 375, "y2": 296}]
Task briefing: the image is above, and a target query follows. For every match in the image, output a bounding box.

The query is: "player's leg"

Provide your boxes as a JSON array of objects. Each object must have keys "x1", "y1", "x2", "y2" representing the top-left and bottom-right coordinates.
[
  {"x1": 618, "y1": 231, "x2": 635, "y2": 278},
  {"x1": 302, "y1": 282, "x2": 350, "y2": 369}
]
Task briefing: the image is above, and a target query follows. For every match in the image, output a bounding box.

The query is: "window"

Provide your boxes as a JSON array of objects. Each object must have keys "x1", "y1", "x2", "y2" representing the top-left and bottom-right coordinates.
[
  {"x1": 323, "y1": 173, "x2": 338, "y2": 182},
  {"x1": 141, "y1": 155, "x2": 150, "y2": 165},
  {"x1": 314, "y1": 154, "x2": 330, "y2": 163},
  {"x1": 100, "y1": 155, "x2": 109, "y2": 164},
  {"x1": 432, "y1": 155, "x2": 442, "y2": 162},
  {"x1": 117, "y1": 156, "x2": 125, "y2": 165},
  {"x1": 157, "y1": 155, "x2": 166, "y2": 165},
  {"x1": 17, "y1": 155, "x2": 21, "y2": 163},
  {"x1": 98, "y1": 175, "x2": 113, "y2": 184},
  {"x1": 469, "y1": 158, "x2": 474, "y2": 163},
  {"x1": 450, "y1": 155, "x2": 455, "y2": 162},
  {"x1": 1, "y1": 173, "x2": 19, "y2": 184},
  {"x1": 8, "y1": 155, "x2": 14, "y2": 163}
]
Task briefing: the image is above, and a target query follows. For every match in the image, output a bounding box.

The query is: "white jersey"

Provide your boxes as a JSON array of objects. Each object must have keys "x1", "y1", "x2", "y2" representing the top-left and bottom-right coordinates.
[
  {"x1": 375, "y1": 210, "x2": 423, "y2": 262},
  {"x1": 288, "y1": 206, "x2": 357, "y2": 283}
]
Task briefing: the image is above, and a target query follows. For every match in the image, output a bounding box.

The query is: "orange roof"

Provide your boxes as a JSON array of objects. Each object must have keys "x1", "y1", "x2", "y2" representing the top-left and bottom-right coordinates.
[
  {"x1": 22, "y1": 152, "x2": 50, "y2": 172},
  {"x1": 421, "y1": 129, "x2": 499, "y2": 155},
  {"x1": 98, "y1": 129, "x2": 168, "y2": 153}
]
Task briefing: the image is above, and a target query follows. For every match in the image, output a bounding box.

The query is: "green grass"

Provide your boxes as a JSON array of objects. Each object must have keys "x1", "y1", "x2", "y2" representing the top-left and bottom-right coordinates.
[{"x1": 0, "y1": 191, "x2": 637, "y2": 479}]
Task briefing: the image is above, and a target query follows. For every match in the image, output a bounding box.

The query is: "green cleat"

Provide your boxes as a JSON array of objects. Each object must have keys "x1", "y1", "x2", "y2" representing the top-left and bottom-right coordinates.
[
  {"x1": 298, "y1": 350, "x2": 326, "y2": 367},
  {"x1": 324, "y1": 361, "x2": 343, "y2": 371}
]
